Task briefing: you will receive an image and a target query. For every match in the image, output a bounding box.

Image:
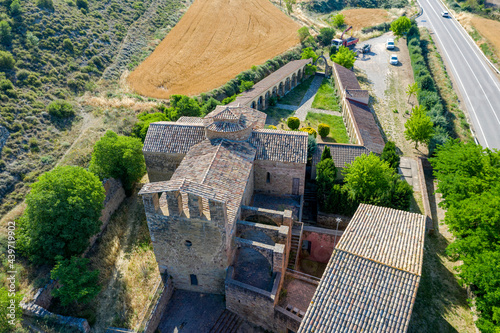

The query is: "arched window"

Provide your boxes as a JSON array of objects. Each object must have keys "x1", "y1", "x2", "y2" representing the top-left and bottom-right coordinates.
[{"x1": 266, "y1": 172, "x2": 271, "y2": 183}]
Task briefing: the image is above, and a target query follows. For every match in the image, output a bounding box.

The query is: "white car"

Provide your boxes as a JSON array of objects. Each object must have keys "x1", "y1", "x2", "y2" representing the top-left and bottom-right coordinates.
[
  {"x1": 386, "y1": 39, "x2": 395, "y2": 50},
  {"x1": 442, "y1": 11, "x2": 449, "y2": 17},
  {"x1": 390, "y1": 54, "x2": 398, "y2": 65}
]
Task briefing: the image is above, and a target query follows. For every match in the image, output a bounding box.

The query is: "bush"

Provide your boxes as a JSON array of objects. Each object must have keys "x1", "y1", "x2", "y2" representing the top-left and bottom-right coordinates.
[
  {"x1": 300, "y1": 126, "x2": 317, "y2": 138},
  {"x1": 331, "y1": 13, "x2": 345, "y2": 27},
  {"x1": 0, "y1": 21, "x2": 11, "y2": 46},
  {"x1": 418, "y1": 74, "x2": 436, "y2": 92},
  {"x1": 17, "y1": 166, "x2": 105, "y2": 264},
  {"x1": 0, "y1": 51, "x2": 14, "y2": 71},
  {"x1": 307, "y1": 134, "x2": 317, "y2": 160},
  {"x1": 318, "y1": 27, "x2": 335, "y2": 46},
  {"x1": 37, "y1": 0, "x2": 54, "y2": 10},
  {"x1": 318, "y1": 123, "x2": 330, "y2": 137},
  {"x1": 63, "y1": 38, "x2": 74, "y2": 52},
  {"x1": 131, "y1": 112, "x2": 169, "y2": 142},
  {"x1": 76, "y1": 0, "x2": 88, "y2": 9},
  {"x1": 381, "y1": 141, "x2": 400, "y2": 170},
  {"x1": 298, "y1": 26, "x2": 310, "y2": 42},
  {"x1": 417, "y1": 90, "x2": 440, "y2": 110},
  {"x1": 47, "y1": 100, "x2": 75, "y2": 118},
  {"x1": 287, "y1": 117, "x2": 300, "y2": 130},
  {"x1": 239, "y1": 80, "x2": 254, "y2": 92}
]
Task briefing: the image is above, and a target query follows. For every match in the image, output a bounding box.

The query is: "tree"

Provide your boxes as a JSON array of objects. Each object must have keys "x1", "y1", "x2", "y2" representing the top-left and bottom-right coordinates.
[
  {"x1": 47, "y1": 100, "x2": 75, "y2": 118},
  {"x1": 239, "y1": 80, "x2": 254, "y2": 92},
  {"x1": 10, "y1": 0, "x2": 23, "y2": 16},
  {"x1": 318, "y1": 123, "x2": 330, "y2": 137},
  {"x1": 0, "y1": 287, "x2": 23, "y2": 331},
  {"x1": 301, "y1": 47, "x2": 318, "y2": 62},
  {"x1": 76, "y1": 0, "x2": 88, "y2": 9},
  {"x1": 89, "y1": 130, "x2": 146, "y2": 192},
  {"x1": 37, "y1": 0, "x2": 54, "y2": 9},
  {"x1": 316, "y1": 158, "x2": 337, "y2": 200},
  {"x1": 307, "y1": 134, "x2": 317, "y2": 161},
  {"x1": 168, "y1": 95, "x2": 201, "y2": 119},
  {"x1": 390, "y1": 16, "x2": 411, "y2": 37},
  {"x1": 305, "y1": 64, "x2": 317, "y2": 76},
  {"x1": 321, "y1": 145, "x2": 332, "y2": 161},
  {"x1": 284, "y1": 0, "x2": 296, "y2": 14},
  {"x1": 330, "y1": 13, "x2": 345, "y2": 27},
  {"x1": 380, "y1": 141, "x2": 400, "y2": 170},
  {"x1": 131, "y1": 112, "x2": 169, "y2": 142},
  {"x1": 63, "y1": 38, "x2": 74, "y2": 52},
  {"x1": 342, "y1": 153, "x2": 398, "y2": 204},
  {"x1": 318, "y1": 27, "x2": 335, "y2": 46},
  {"x1": 26, "y1": 32, "x2": 39, "y2": 48},
  {"x1": 298, "y1": 26, "x2": 310, "y2": 42},
  {"x1": 0, "y1": 51, "x2": 14, "y2": 71},
  {"x1": 0, "y1": 21, "x2": 12, "y2": 46},
  {"x1": 331, "y1": 46, "x2": 356, "y2": 69},
  {"x1": 406, "y1": 82, "x2": 419, "y2": 103},
  {"x1": 51, "y1": 256, "x2": 101, "y2": 306},
  {"x1": 404, "y1": 105, "x2": 434, "y2": 149},
  {"x1": 17, "y1": 166, "x2": 105, "y2": 264},
  {"x1": 287, "y1": 117, "x2": 300, "y2": 130}
]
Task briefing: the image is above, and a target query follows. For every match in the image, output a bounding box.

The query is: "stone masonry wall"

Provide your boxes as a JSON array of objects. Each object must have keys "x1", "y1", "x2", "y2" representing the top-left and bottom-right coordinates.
[
  {"x1": 316, "y1": 211, "x2": 351, "y2": 230},
  {"x1": 22, "y1": 303, "x2": 90, "y2": 333},
  {"x1": 144, "y1": 152, "x2": 185, "y2": 182},
  {"x1": 143, "y1": 276, "x2": 174, "y2": 333},
  {"x1": 301, "y1": 226, "x2": 343, "y2": 264},
  {"x1": 236, "y1": 220, "x2": 288, "y2": 244},
  {"x1": 253, "y1": 160, "x2": 306, "y2": 196}
]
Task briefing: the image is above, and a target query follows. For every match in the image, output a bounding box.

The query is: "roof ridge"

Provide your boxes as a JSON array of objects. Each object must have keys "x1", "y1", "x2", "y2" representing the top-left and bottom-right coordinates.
[
  {"x1": 201, "y1": 139, "x2": 224, "y2": 183},
  {"x1": 254, "y1": 129, "x2": 308, "y2": 136}
]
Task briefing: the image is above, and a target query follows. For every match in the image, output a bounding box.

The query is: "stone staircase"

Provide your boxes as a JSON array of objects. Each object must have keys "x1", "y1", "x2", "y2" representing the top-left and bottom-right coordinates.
[
  {"x1": 288, "y1": 223, "x2": 303, "y2": 270},
  {"x1": 209, "y1": 310, "x2": 243, "y2": 333},
  {"x1": 301, "y1": 188, "x2": 318, "y2": 224}
]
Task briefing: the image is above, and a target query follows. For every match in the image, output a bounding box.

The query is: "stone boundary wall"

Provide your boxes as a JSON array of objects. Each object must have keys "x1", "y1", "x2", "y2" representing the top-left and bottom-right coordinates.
[
  {"x1": 21, "y1": 302, "x2": 90, "y2": 333},
  {"x1": 316, "y1": 211, "x2": 351, "y2": 230},
  {"x1": 274, "y1": 305, "x2": 302, "y2": 333},
  {"x1": 285, "y1": 270, "x2": 320, "y2": 285},
  {"x1": 236, "y1": 220, "x2": 288, "y2": 244},
  {"x1": 240, "y1": 205, "x2": 293, "y2": 226},
  {"x1": 143, "y1": 276, "x2": 174, "y2": 333},
  {"x1": 417, "y1": 157, "x2": 434, "y2": 233},
  {"x1": 300, "y1": 226, "x2": 344, "y2": 264}
]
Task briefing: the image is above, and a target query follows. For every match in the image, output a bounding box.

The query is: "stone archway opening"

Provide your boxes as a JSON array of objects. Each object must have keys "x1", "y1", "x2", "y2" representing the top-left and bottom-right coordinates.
[
  {"x1": 244, "y1": 214, "x2": 278, "y2": 226},
  {"x1": 233, "y1": 247, "x2": 274, "y2": 291}
]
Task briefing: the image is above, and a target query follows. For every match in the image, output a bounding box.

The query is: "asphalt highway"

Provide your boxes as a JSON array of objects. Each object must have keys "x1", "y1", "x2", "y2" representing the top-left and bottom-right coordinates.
[{"x1": 416, "y1": 0, "x2": 500, "y2": 150}]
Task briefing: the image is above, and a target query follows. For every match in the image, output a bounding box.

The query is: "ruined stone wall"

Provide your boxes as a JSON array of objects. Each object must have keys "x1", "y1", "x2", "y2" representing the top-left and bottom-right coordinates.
[
  {"x1": 236, "y1": 221, "x2": 288, "y2": 244},
  {"x1": 301, "y1": 226, "x2": 343, "y2": 264},
  {"x1": 143, "y1": 276, "x2": 174, "y2": 333},
  {"x1": 253, "y1": 160, "x2": 306, "y2": 196},
  {"x1": 241, "y1": 166, "x2": 254, "y2": 207},
  {"x1": 316, "y1": 211, "x2": 351, "y2": 230},
  {"x1": 144, "y1": 152, "x2": 185, "y2": 182},
  {"x1": 274, "y1": 306, "x2": 302, "y2": 333}
]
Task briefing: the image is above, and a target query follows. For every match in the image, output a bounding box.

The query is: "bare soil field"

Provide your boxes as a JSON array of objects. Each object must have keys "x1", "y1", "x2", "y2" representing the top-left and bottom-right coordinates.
[
  {"x1": 127, "y1": 0, "x2": 300, "y2": 98},
  {"x1": 469, "y1": 17, "x2": 500, "y2": 58},
  {"x1": 341, "y1": 8, "x2": 391, "y2": 31}
]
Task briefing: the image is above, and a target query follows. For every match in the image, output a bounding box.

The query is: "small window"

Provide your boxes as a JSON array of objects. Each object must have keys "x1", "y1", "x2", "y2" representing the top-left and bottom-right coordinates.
[
  {"x1": 185, "y1": 240, "x2": 192, "y2": 247},
  {"x1": 190, "y1": 274, "x2": 198, "y2": 285},
  {"x1": 266, "y1": 172, "x2": 271, "y2": 183}
]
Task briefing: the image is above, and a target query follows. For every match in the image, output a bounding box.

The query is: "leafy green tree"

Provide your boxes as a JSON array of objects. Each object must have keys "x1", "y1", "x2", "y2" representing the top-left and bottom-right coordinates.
[
  {"x1": 316, "y1": 158, "x2": 337, "y2": 204},
  {"x1": 10, "y1": 0, "x2": 23, "y2": 16},
  {"x1": 318, "y1": 27, "x2": 335, "y2": 46},
  {"x1": 318, "y1": 123, "x2": 330, "y2": 137},
  {"x1": 0, "y1": 287, "x2": 23, "y2": 331},
  {"x1": 0, "y1": 51, "x2": 14, "y2": 71},
  {"x1": 307, "y1": 134, "x2": 317, "y2": 160},
  {"x1": 284, "y1": 0, "x2": 296, "y2": 14},
  {"x1": 330, "y1": 13, "x2": 345, "y2": 27},
  {"x1": 321, "y1": 145, "x2": 332, "y2": 161},
  {"x1": 381, "y1": 141, "x2": 400, "y2": 170},
  {"x1": 301, "y1": 47, "x2": 318, "y2": 62},
  {"x1": 63, "y1": 38, "x2": 74, "y2": 52},
  {"x1": 287, "y1": 117, "x2": 300, "y2": 130},
  {"x1": 404, "y1": 105, "x2": 434, "y2": 149},
  {"x1": 200, "y1": 97, "x2": 220, "y2": 115},
  {"x1": 298, "y1": 26, "x2": 310, "y2": 42},
  {"x1": 406, "y1": 82, "x2": 419, "y2": 103},
  {"x1": 331, "y1": 46, "x2": 356, "y2": 69},
  {"x1": 89, "y1": 130, "x2": 146, "y2": 192},
  {"x1": 26, "y1": 31, "x2": 39, "y2": 48},
  {"x1": 131, "y1": 112, "x2": 169, "y2": 142},
  {"x1": 342, "y1": 153, "x2": 398, "y2": 204},
  {"x1": 390, "y1": 16, "x2": 411, "y2": 37},
  {"x1": 51, "y1": 256, "x2": 101, "y2": 306},
  {"x1": 168, "y1": 95, "x2": 201, "y2": 119},
  {"x1": 47, "y1": 100, "x2": 74, "y2": 118},
  {"x1": 76, "y1": 0, "x2": 88, "y2": 9},
  {"x1": 305, "y1": 64, "x2": 317, "y2": 76},
  {"x1": 239, "y1": 80, "x2": 254, "y2": 92},
  {"x1": 0, "y1": 21, "x2": 12, "y2": 45},
  {"x1": 17, "y1": 166, "x2": 105, "y2": 264}
]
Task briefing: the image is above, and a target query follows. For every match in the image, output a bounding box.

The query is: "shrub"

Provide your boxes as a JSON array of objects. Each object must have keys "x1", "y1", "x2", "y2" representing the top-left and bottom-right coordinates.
[
  {"x1": 417, "y1": 90, "x2": 440, "y2": 110},
  {"x1": 300, "y1": 126, "x2": 317, "y2": 138},
  {"x1": 0, "y1": 51, "x2": 14, "y2": 71},
  {"x1": 380, "y1": 141, "x2": 400, "y2": 170},
  {"x1": 287, "y1": 117, "x2": 300, "y2": 130},
  {"x1": 318, "y1": 27, "x2": 335, "y2": 46},
  {"x1": 301, "y1": 47, "x2": 318, "y2": 62},
  {"x1": 318, "y1": 123, "x2": 330, "y2": 137},
  {"x1": 0, "y1": 21, "x2": 11, "y2": 46},
  {"x1": 418, "y1": 74, "x2": 436, "y2": 92},
  {"x1": 47, "y1": 100, "x2": 75, "y2": 118},
  {"x1": 37, "y1": 0, "x2": 54, "y2": 10},
  {"x1": 131, "y1": 112, "x2": 168, "y2": 142},
  {"x1": 307, "y1": 134, "x2": 317, "y2": 160},
  {"x1": 331, "y1": 13, "x2": 345, "y2": 27},
  {"x1": 76, "y1": 0, "x2": 88, "y2": 9},
  {"x1": 298, "y1": 26, "x2": 310, "y2": 42},
  {"x1": 239, "y1": 80, "x2": 254, "y2": 92}
]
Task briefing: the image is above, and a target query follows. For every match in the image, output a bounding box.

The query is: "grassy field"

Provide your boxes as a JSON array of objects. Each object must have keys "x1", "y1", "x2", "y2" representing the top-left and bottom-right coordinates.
[
  {"x1": 127, "y1": 0, "x2": 301, "y2": 98},
  {"x1": 279, "y1": 76, "x2": 314, "y2": 106},
  {"x1": 312, "y1": 78, "x2": 341, "y2": 111},
  {"x1": 304, "y1": 113, "x2": 350, "y2": 143},
  {"x1": 264, "y1": 107, "x2": 295, "y2": 126}
]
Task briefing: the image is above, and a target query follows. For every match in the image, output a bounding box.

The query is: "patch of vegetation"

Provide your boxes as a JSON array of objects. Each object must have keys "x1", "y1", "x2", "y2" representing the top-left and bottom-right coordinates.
[
  {"x1": 305, "y1": 113, "x2": 349, "y2": 143},
  {"x1": 312, "y1": 78, "x2": 340, "y2": 111},
  {"x1": 304, "y1": 0, "x2": 407, "y2": 13},
  {"x1": 279, "y1": 76, "x2": 314, "y2": 106}
]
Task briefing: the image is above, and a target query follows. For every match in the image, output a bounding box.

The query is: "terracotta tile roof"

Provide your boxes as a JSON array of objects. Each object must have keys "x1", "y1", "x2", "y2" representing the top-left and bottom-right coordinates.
[
  {"x1": 333, "y1": 62, "x2": 361, "y2": 91},
  {"x1": 138, "y1": 179, "x2": 229, "y2": 203},
  {"x1": 347, "y1": 99, "x2": 385, "y2": 154},
  {"x1": 170, "y1": 139, "x2": 256, "y2": 223},
  {"x1": 337, "y1": 204, "x2": 426, "y2": 275},
  {"x1": 299, "y1": 250, "x2": 419, "y2": 333},
  {"x1": 249, "y1": 129, "x2": 308, "y2": 164},
  {"x1": 232, "y1": 59, "x2": 312, "y2": 106},
  {"x1": 312, "y1": 143, "x2": 370, "y2": 168},
  {"x1": 177, "y1": 116, "x2": 205, "y2": 124},
  {"x1": 346, "y1": 89, "x2": 369, "y2": 102},
  {"x1": 204, "y1": 105, "x2": 267, "y2": 132},
  {"x1": 298, "y1": 204, "x2": 426, "y2": 333},
  {"x1": 143, "y1": 122, "x2": 205, "y2": 154}
]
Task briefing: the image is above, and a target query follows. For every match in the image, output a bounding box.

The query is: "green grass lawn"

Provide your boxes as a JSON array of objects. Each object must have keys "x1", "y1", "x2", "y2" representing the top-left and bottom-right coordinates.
[
  {"x1": 279, "y1": 76, "x2": 314, "y2": 106},
  {"x1": 265, "y1": 107, "x2": 295, "y2": 125},
  {"x1": 312, "y1": 78, "x2": 341, "y2": 111},
  {"x1": 304, "y1": 113, "x2": 350, "y2": 144}
]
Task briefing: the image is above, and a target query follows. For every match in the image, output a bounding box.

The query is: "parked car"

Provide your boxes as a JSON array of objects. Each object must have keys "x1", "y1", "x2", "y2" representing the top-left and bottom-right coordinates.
[
  {"x1": 386, "y1": 39, "x2": 395, "y2": 50},
  {"x1": 390, "y1": 54, "x2": 398, "y2": 65},
  {"x1": 441, "y1": 11, "x2": 449, "y2": 17}
]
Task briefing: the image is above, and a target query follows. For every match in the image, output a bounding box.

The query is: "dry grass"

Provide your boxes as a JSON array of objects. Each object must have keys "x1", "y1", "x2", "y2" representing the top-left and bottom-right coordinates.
[
  {"x1": 84, "y1": 94, "x2": 159, "y2": 111},
  {"x1": 127, "y1": 0, "x2": 300, "y2": 98},
  {"x1": 457, "y1": 12, "x2": 500, "y2": 64},
  {"x1": 341, "y1": 8, "x2": 391, "y2": 31}
]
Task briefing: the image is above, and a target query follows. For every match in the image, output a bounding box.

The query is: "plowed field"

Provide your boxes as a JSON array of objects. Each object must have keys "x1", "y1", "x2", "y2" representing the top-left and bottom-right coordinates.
[
  {"x1": 341, "y1": 9, "x2": 391, "y2": 31},
  {"x1": 127, "y1": 0, "x2": 301, "y2": 98}
]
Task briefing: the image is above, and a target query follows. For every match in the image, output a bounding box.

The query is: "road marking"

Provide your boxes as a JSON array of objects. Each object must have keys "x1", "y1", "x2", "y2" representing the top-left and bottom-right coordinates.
[
  {"x1": 417, "y1": 0, "x2": 490, "y2": 147},
  {"x1": 424, "y1": 0, "x2": 500, "y2": 126}
]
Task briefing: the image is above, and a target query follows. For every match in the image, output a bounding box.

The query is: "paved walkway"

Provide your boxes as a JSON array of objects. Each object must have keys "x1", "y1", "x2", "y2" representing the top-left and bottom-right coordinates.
[
  {"x1": 398, "y1": 157, "x2": 420, "y2": 192},
  {"x1": 294, "y1": 75, "x2": 324, "y2": 121},
  {"x1": 276, "y1": 103, "x2": 298, "y2": 111}
]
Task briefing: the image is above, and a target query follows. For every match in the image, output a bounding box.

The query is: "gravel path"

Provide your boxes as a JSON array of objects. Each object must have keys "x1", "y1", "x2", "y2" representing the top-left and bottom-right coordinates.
[
  {"x1": 294, "y1": 75, "x2": 324, "y2": 121},
  {"x1": 276, "y1": 104, "x2": 298, "y2": 110}
]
